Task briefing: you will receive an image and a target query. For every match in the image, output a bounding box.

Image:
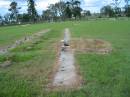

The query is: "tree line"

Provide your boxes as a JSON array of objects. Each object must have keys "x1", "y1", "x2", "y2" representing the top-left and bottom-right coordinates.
[
  {"x1": 100, "y1": 0, "x2": 130, "y2": 18},
  {"x1": 0, "y1": 0, "x2": 130, "y2": 25}
]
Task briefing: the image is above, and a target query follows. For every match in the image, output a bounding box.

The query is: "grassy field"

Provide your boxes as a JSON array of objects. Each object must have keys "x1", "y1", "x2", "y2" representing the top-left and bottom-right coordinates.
[
  {"x1": 0, "y1": 20, "x2": 130, "y2": 97},
  {"x1": 0, "y1": 23, "x2": 52, "y2": 47}
]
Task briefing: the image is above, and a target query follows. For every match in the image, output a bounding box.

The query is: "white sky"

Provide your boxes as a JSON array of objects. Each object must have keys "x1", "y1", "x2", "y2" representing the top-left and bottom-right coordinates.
[{"x1": 0, "y1": 0, "x2": 126, "y2": 16}]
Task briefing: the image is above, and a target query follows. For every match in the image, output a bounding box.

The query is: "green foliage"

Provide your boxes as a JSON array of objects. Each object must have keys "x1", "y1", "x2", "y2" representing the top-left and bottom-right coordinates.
[
  {"x1": 100, "y1": 5, "x2": 115, "y2": 17},
  {"x1": 0, "y1": 73, "x2": 32, "y2": 97},
  {"x1": 8, "y1": 1, "x2": 20, "y2": 22},
  {"x1": 27, "y1": 0, "x2": 37, "y2": 22},
  {"x1": 65, "y1": 6, "x2": 72, "y2": 18},
  {"x1": 125, "y1": 5, "x2": 130, "y2": 17},
  {"x1": 71, "y1": 20, "x2": 130, "y2": 97},
  {"x1": 65, "y1": 0, "x2": 82, "y2": 19},
  {"x1": 18, "y1": 13, "x2": 30, "y2": 22}
]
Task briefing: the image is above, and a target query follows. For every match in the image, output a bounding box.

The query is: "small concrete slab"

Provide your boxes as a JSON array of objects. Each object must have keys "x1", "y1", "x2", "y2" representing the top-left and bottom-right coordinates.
[
  {"x1": 52, "y1": 28, "x2": 81, "y2": 89},
  {"x1": 53, "y1": 50, "x2": 77, "y2": 87}
]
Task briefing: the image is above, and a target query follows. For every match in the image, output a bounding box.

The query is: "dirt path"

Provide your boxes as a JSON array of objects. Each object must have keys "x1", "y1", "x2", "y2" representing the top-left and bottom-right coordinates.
[
  {"x1": 0, "y1": 29, "x2": 50, "y2": 55},
  {"x1": 52, "y1": 28, "x2": 81, "y2": 89}
]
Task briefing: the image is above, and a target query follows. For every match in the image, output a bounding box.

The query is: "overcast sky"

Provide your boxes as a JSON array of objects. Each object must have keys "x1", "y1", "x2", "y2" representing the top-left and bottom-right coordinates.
[{"x1": 0, "y1": 0, "x2": 125, "y2": 16}]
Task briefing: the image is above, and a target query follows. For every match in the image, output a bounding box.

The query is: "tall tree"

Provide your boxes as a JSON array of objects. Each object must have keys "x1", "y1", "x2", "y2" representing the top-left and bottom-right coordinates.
[
  {"x1": 17, "y1": 13, "x2": 30, "y2": 23},
  {"x1": 55, "y1": 1, "x2": 66, "y2": 20},
  {"x1": 42, "y1": 9, "x2": 54, "y2": 22},
  {"x1": 65, "y1": 5, "x2": 72, "y2": 18},
  {"x1": 124, "y1": 0, "x2": 130, "y2": 16},
  {"x1": 65, "y1": 0, "x2": 82, "y2": 19},
  {"x1": 0, "y1": 15, "x2": 2, "y2": 21},
  {"x1": 83, "y1": 10, "x2": 91, "y2": 16},
  {"x1": 8, "y1": 1, "x2": 20, "y2": 22},
  {"x1": 48, "y1": 4, "x2": 57, "y2": 18},
  {"x1": 4, "y1": 13, "x2": 11, "y2": 24},
  {"x1": 65, "y1": 1, "x2": 72, "y2": 18},
  {"x1": 112, "y1": 0, "x2": 121, "y2": 17},
  {"x1": 47, "y1": 1, "x2": 66, "y2": 21},
  {"x1": 70, "y1": 0, "x2": 82, "y2": 19},
  {"x1": 0, "y1": 15, "x2": 3, "y2": 25},
  {"x1": 125, "y1": 5, "x2": 130, "y2": 17},
  {"x1": 100, "y1": 5, "x2": 115, "y2": 17},
  {"x1": 27, "y1": 0, "x2": 37, "y2": 22}
]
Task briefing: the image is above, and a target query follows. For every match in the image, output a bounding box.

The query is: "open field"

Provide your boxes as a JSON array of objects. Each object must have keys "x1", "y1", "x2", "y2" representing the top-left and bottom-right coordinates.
[{"x1": 0, "y1": 20, "x2": 130, "y2": 97}]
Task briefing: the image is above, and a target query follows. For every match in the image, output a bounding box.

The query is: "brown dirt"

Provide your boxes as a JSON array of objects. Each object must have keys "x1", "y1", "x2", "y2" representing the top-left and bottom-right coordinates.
[
  {"x1": 47, "y1": 42, "x2": 83, "y2": 91},
  {"x1": 47, "y1": 29, "x2": 83, "y2": 91},
  {"x1": 46, "y1": 42, "x2": 61, "y2": 91},
  {"x1": 70, "y1": 38, "x2": 112, "y2": 54}
]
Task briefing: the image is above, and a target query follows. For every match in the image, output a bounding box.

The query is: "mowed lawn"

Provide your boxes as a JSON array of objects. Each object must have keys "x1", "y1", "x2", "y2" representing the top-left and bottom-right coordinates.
[
  {"x1": 0, "y1": 20, "x2": 130, "y2": 97},
  {"x1": 0, "y1": 23, "x2": 51, "y2": 47}
]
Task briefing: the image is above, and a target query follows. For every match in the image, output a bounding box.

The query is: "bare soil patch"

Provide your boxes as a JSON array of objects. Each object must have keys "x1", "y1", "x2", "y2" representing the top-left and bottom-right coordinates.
[
  {"x1": 47, "y1": 43, "x2": 82, "y2": 91},
  {"x1": 71, "y1": 38, "x2": 112, "y2": 54},
  {"x1": 48, "y1": 29, "x2": 82, "y2": 91}
]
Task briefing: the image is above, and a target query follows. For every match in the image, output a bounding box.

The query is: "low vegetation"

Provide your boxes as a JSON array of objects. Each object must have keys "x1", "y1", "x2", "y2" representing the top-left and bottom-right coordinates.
[{"x1": 0, "y1": 20, "x2": 130, "y2": 97}]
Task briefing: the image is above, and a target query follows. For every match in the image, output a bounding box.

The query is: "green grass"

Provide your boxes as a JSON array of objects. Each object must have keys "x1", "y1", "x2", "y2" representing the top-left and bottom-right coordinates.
[
  {"x1": 0, "y1": 20, "x2": 130, "y2": 97},
  {"x1": 0, "y1": 23, "x2": 50, "y2": 46},
  {"x1": 71, "y1": 20, "x2": 130, "y2": 97}
]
